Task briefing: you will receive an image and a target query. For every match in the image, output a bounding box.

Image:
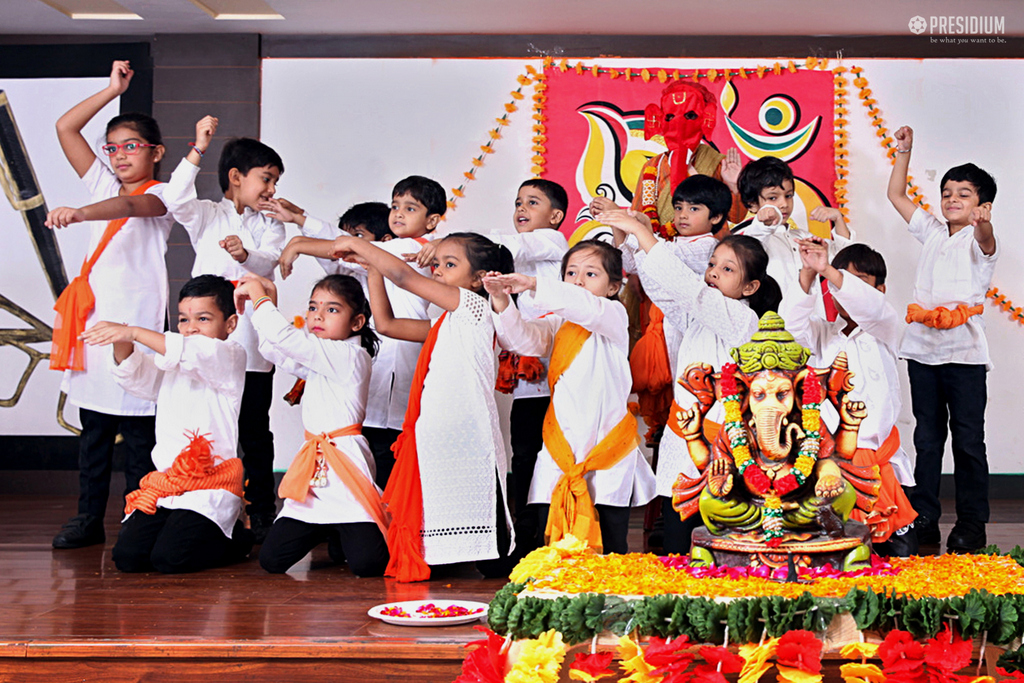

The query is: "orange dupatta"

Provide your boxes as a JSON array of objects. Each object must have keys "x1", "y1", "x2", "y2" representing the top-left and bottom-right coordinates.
[
  {"x1": 381, "y1": 313, "x2": 446, "y2": 582},
  {"x1": 543, "y1": 322, "x2": 640, "y2": 553},
  {"x1": 278, "y1": 426, "x2": 390, "y2": 536},
  {"x1": 50, "y1": 179, "x2": 161, "y2": 371},
  {"x1": 125, "y1": 432, "x2": 244, "y2": 515},
  {"x1": 850, "y1": 427, "x2": 916, "y2": 541},
  {"x1": 629, "y1": 304, "x2": 673, "y2": 431}
]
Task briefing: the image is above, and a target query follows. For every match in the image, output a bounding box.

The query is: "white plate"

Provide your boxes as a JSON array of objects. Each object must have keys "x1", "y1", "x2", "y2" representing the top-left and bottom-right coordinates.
[{"x1": 367, "y1": 600, "x2": 489, "y2": 626}]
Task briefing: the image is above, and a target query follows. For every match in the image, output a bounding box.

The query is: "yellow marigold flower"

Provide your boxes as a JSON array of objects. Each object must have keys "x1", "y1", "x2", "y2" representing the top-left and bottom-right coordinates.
[{"x1": 506, "y1": 630, "x2": 565, "y2": 683}]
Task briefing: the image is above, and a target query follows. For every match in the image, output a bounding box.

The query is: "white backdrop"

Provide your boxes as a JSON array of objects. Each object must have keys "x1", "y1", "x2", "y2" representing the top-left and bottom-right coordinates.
[
  {"x1": 261, "y1": 58, "x2": 1024, "y2": 475},
  {"x1": 0, "y1": 77, "x2": 116, "y2": 435}
]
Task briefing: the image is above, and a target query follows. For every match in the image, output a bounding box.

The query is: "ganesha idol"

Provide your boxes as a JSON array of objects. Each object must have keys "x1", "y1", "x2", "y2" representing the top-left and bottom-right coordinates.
[{"x1": 671, "y1": 313, "x2": 881, "y2": 570}]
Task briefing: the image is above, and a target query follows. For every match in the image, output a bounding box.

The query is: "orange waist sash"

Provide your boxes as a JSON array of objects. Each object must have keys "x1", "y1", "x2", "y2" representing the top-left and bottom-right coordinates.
[
  {"x1": 906, "y1": 303, "x2": 983, "y2": 329},
  {"x1": 125, "y1": 432, "x2": 244, "y2": 515},
  {"x1": 278, "y1": 425, "x2": 389, "y2": 536}
]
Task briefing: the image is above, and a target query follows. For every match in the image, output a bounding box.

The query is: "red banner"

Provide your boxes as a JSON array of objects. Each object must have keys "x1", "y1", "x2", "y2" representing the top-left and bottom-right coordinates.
[{"x1": 540, "y1": 66, "x2": 837, "y2": 242}]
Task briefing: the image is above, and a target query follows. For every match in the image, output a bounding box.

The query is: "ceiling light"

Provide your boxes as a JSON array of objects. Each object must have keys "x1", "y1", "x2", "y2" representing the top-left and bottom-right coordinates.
[
  {"x1": 36, "y1": 0, "x2": 141, "y2": 20},
  {"x1": 188, "y1": 0, "x2": 284, "y2": 20}
]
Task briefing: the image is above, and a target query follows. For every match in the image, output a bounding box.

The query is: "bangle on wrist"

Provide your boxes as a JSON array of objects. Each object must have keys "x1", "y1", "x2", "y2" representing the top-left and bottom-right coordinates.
[
  {"x1": 897, "y1": 148, "x2": 911, "y2": 154},
  {"x1": 188, "y1": 142, "x2": 205, "y2": 157},
  {"x1": 253, "y1": 296, "x2": 272, "y2": 310}
]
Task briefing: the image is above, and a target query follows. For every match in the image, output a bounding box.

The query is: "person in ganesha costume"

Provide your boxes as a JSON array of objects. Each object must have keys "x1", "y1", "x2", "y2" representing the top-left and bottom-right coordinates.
[{"x1": 670, "y1": 312, "x2": 882, "y2": 563}]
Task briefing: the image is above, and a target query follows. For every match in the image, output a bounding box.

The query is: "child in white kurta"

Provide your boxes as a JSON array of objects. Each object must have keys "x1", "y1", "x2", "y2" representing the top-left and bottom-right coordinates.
[
  {"x1": 162, "y1": 125, "x2": 287, "y2": 535},
  {"x1": 490, "y1": 267, "x2": 656, "y2": 555},
  {"x1": 245, "y1": 277, "x2": 388, "y2": 576},
  {"x1": 46, "y1": 63, "x2": 177, "y2": 550},
  {"x1": 779, "y1": 243, "x2": 916, "y2": 554},
  {"x1": 107, "y1": 328, "x2": 251, "y2": 573},
  {"x1": 330, "y1": 232, "x2": 513, "y2": 582}
]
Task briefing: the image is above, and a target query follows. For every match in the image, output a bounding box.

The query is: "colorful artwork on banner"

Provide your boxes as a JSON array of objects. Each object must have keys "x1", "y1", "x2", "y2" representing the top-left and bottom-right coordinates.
[{"x1": 540, "y1": 67, "x2": 837, "y2": 244}]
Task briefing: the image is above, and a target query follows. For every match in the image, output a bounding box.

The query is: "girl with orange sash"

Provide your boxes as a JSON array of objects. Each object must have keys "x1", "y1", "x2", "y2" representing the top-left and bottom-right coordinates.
[
  {"x1": 485, "y1": 240, "x2": 657, "y2": 556},
  {"x1": 236, "y1": 274, "x2": 390, "y2": 576},
  {"x1": 330, "y1": 232, "x2": 515, "y2": 582},
  {"x1": 599, "y1": 205, "x2": 783, "y2": 555},
  {"x1": 47, "y1": 60, "x2": 174, "y2": 551}
]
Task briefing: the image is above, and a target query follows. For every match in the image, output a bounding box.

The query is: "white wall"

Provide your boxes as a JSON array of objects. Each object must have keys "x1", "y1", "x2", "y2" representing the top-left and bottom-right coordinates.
[{"x1": 261, "y1": 57, "x2": 1024, "y2": 475}]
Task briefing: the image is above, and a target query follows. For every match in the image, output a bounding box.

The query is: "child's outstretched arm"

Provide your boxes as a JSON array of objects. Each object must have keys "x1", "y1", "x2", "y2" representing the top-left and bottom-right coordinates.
[
  {"x1": 46, "y1": 194, "x2": 166, "y2": 229},
  {"x1": 366, "y1": 266, "x2": 430, "y2": 343},
  {"x1": 81, "y1": 321, "x2": 166, "y2": 363},
  {"x1": 332, "y1": 235, "x2": 461, "y2": 311},
  {"x1": 971, "y1": 206, "x2": 996, "y2": 256},
  {"x1": 809, "y1": 206, "x2": 851, "y2": 239},
  {"x1": 163, "y1": 116, "x2": 218, "y2": 233},
  {"x1": 887, "y1": 126, "x2": 918, "y2": 223},
  {"x1": 594, "y1": 208, "x2": 658, "y2": 252},
  {"x1": 796, "y1": 237, "x2": 840, "y2": 292},
  {"x1": 56, "y1": 60, "x2": 133, "y2": 178}
]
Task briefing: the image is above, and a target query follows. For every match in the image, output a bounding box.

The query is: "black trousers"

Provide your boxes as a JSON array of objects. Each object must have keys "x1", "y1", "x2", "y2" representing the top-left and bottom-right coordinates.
[
  {"x1": 534, "y1": 502, "x2": 632, "y2": 555},
  {"x1": 238, "y1": 370, "x2": 276, "y2": 516},
  {"x1": 661, "y1": 496, "x2": 703, "y2": 555},
  {"x1": 112, "y1": 508, "x2": 253, "y2": 574},
  {"x1": 363, "y1": 427, "x2": 400, "y2": 490},
  {"x1": 259, "y1": 516, "x2": 389, "y2": 576},
  {"x1": 907, "y1": 360, "x2": 989, "y2": 525},
  {"x1": 508, "y1": 396, "x2": 549, "y2": 553},
  {"x1": 77, "y1": 408, "x2": 156, "y2": 519}
]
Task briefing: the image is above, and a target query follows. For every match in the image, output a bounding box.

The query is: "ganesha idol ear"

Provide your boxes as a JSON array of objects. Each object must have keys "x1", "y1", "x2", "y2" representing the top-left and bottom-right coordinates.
[{"x1": 643, "y1": 103, "x2": 664, "y2": 141}]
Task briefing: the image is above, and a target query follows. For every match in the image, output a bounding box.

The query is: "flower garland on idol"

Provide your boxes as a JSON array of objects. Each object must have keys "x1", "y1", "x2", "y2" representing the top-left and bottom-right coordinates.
[{"x1": 719, "y1": 362, "x2": 821, "y2": 547}]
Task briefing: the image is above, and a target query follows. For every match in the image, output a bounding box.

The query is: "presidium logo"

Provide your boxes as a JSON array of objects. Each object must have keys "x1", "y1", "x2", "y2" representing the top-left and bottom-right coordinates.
[{"x1": 908, "y1": 14, "x2": 1005, "y2": 36}]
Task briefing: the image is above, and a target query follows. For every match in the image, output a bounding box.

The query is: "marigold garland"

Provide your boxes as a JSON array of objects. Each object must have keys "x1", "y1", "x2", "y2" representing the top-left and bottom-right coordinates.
[
  {"x1": 446, "y1": 64, "x2": 545, "y2": 215},
  {"x1": 987, "y1": 287, "x2": 1024, "y2": 326},
  {"x1": 718, "y1": 363, "x2": 821, "y2": 545}
]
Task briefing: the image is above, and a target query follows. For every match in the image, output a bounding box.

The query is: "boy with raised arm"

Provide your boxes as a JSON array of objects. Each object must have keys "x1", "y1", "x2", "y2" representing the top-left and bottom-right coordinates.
[
  {"x1": 887, "y1": 125, "x2": 997, "y2": 554},
  {"x1": 161, "y1": 116, "x2": 287, "y2": 543}
]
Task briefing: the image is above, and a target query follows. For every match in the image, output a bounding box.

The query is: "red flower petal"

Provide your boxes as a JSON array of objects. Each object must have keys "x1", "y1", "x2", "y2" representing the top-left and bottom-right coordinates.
[
  {"x1": 699, "y1": 646, "x2": 745, "y2": 674},
  {"x1": 776, "y1": 630, "x2": 823, "y2": 674},
  {"x1": 878, "y1": 630, "x2": 927, "y2": 674},
  {"x1": 568, "y1": 651, "x2": 615, "y2": 677},
  {"x1": 645, "y1": 635, "x2": 695, "y2": 668},
  {"x1": 924, "y1": 625, "x2": 973, "y2": 673}
]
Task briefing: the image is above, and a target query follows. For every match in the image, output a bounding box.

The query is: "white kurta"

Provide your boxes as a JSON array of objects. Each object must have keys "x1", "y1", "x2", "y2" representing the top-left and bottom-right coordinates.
[
  {"x1": 298, "y1": 220, "x2": 433, "y2": 431},
  {"x1": 899, "y1": 207, "x2": 998, "y2": 369},
  {"x1": 489, "y1": 229, "x2": 568, "y2": 399},
  {"x1": 737, "y1": 218, "x2": 853, "y2": 318},
  {"x1": 492, "y1": 278, "x2": 656, "y2": 508},
  {"x1": 110, "y1": 333, "x2": 246, "y2": 537},
  {"x1": 780, "y1": 274, "x2": 915, "y2": 485},
  {"x1": 62, "y1": 158, "x2": 174, "y2": 416},
  {"x1": 162, "y1": 158, "x2": 287, "y2": 372},
  {"x1": 417, "y1": 288, "x2": 511, "y2": 564},
  {"x1": 251, "y1": 303, "x2": 379, "y2": 525},
  {"x1": 621, "y1": 231, "x2": 718, "y2": 380},
  {"x1": 637, "y1": 243, "x2": 760, "y2": 493}
]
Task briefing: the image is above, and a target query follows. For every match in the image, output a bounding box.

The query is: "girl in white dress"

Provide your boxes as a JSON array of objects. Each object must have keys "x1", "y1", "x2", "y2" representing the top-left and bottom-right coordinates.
[
  {"x1": 235, "y1": 273, "x2": 389, "y2": 576},
  {"x1": 598, "y1": 206, "x2": 782, "y2": 554},
  {"x1": 46, "y1": 60, "x2": 174, "y2": 550},
  {"x1": 329, "y1": 232, "x2": 515, "y2": 582},
  {"x1": 484, "y1": 240, "x2": 657, "y2": 555}
]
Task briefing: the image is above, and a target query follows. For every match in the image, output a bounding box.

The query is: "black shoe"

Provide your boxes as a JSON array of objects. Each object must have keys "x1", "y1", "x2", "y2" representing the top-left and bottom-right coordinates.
[
  {"x1": 875, "y1": 526, "x2": 919, "y2": 558},
  {"x1": 947, "y1": 520, "x2": 986, "y2": 554},
  {"x1": 249, "y1": 512, "x2": 276, "y2": 545},
  {"x1": 914, "y1": 516, "x2": 941, "y2": 545},
  {"x1": 52, "y1": 513, "x2": 105, "y2": 549}
]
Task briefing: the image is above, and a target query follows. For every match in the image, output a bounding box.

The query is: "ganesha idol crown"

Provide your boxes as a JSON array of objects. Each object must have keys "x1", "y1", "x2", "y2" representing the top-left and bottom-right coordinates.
[{"x1": 730, "y1": 311, "x2": 810, "y2": 375}]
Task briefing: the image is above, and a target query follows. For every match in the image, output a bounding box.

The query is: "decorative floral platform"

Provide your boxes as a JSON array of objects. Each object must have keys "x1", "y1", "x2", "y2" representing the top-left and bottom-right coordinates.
[{"x1": 453, "y1": 538, "x2": 1024, "y2": 683}]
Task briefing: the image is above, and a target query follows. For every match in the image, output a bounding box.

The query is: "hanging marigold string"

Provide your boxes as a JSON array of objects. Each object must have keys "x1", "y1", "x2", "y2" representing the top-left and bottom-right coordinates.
[
  {"x1": 446, "y1": 63, "x2": 544, "y2": 215},
  {"x1": 832, "y1": 66, "x2": 851, "y2": 222},
  {"x1": 987, "y1": 288, "x2": 1024, "y2": 326}
]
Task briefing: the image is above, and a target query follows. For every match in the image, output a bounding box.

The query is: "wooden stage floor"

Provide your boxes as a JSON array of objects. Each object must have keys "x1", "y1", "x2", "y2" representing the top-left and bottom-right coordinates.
[{"x1": 0, "y1": 494, "x2": 1019, "y2": 682}]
